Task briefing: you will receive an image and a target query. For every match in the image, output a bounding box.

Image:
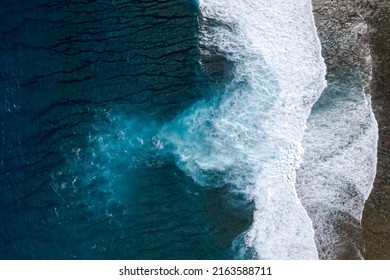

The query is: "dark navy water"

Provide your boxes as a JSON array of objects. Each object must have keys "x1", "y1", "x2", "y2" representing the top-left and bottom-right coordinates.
[
  {"x1": 0, "y1": 0, "x2": 253, "y2": 259},
  {"x1": 2, "y1": 0, "x2": 377, "y2": 261}
]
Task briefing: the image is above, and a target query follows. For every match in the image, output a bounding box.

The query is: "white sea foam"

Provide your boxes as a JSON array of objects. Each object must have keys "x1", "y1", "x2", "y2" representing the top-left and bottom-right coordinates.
[
  {"x1": 161, "y1": 0, "x2": 326, "y2": 259},
  {"x1": 296, "y1": 22, "x2": 378, "y2": 258}
]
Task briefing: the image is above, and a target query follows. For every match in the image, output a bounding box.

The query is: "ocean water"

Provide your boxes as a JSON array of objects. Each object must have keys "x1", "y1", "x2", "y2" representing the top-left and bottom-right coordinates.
[{"x1": 0, "y1": 0, "x2": 377, "y2": 260}]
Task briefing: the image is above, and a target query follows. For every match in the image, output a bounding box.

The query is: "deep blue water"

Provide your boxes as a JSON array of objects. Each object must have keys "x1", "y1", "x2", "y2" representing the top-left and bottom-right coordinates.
[
  {"x1": 1, "y1": 0, "x2": 378, "y2": 261},
  {"x1": 0, "y1": 0, "x2": 253, "y2": 259}
]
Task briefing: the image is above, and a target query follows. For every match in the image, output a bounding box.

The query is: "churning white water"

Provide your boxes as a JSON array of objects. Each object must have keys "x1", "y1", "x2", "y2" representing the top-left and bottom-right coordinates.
[
  {"x1": 295, "y1": 20, "x2": 378, "y2": 259},
  {"x1": 161, "y1": 0, "x2": 327, "y2": 259}
]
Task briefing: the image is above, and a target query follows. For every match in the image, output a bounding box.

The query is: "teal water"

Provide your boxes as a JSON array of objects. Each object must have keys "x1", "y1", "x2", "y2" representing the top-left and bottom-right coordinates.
[{"x1": 0, "y1": 0, "x2": 253, "y2": 259}]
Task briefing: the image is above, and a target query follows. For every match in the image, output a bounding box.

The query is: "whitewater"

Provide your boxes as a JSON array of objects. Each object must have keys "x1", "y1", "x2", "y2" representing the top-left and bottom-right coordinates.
[
  {"x1": 159, "y1": 0, "x2": 327, "y2": 259},
  {"x1": 295, "y1": 18, "x2": 379, "y2": 258}
]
